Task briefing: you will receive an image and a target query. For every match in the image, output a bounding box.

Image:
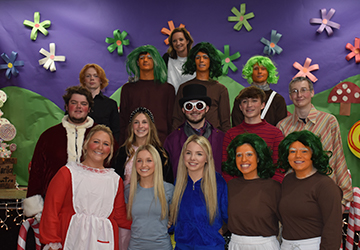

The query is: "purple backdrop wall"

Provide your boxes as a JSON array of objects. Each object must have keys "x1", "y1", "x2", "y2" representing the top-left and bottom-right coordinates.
[{"x1": 1, "y1": 0, "x2": 359, "y2": 106}]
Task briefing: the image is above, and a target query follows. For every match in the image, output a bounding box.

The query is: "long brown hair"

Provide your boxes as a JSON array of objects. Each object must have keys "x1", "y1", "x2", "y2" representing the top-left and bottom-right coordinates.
[{"x1": 122, "y1": 109, "x2": 168, "y2": 166}]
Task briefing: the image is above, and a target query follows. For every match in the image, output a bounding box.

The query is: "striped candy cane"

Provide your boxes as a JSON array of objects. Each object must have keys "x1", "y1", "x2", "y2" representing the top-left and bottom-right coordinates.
[
  {"x1": 345, "y1": 187, "x2": 360, "y2": 250},
  {"x1": 17, "y1": 218, "x2": 41, "y2": 250}
]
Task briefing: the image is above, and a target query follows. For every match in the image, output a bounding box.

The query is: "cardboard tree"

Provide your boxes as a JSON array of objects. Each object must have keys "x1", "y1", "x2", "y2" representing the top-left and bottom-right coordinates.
[{"x1": 328, "y1": 81, "x2": 360, "y2": 116}]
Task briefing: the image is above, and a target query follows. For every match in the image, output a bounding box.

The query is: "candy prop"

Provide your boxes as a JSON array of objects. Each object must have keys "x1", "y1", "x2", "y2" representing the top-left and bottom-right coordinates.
[{"x1": 348, "y1": 121, "x2": 360, "y2": 158}]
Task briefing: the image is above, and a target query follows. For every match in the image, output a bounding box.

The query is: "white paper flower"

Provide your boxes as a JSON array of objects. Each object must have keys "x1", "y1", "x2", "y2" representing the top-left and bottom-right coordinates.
[{"x1": 38, "y1": 43, "x2": 65, "y2": 72}]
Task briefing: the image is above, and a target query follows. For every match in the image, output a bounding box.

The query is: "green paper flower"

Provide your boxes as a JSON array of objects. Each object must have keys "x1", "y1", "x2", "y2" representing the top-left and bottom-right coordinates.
[
  {"x1": 105, "y1": 29, "x2": 130, "y2": 56},
  {"x1": 23, "y1": 12, "x2": 51, "y2": 41},
  {"x1": 228, "y1": 3, "x2": 255, "y2": 32},
  {"x1": 217, "y1": 45, "x2": 241, "y2": 75}
]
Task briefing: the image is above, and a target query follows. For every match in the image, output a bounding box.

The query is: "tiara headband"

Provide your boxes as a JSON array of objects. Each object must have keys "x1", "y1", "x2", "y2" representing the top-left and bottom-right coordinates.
[{"x1": 129, "y1": 107, "x2": 155, "y2": 123}]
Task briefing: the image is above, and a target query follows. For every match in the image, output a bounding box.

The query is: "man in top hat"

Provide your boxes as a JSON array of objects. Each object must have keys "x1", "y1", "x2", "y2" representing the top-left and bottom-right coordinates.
[{"x1": 164, "y1": 83, "x2": 225, "y2": 177}]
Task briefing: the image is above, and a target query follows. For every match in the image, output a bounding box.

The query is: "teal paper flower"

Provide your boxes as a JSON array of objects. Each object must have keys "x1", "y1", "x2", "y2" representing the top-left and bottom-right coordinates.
[
  {"x1": 228, "y1": 3, "x2": 255, "y2": 31},
  {"x1": 0, "y1": 51, "x2": 24, "y2": 79},
  {"x1": 217, "y1": 45, "x2": 241, "y2": 75},
  {"x1": 260, "y1": 30, "x2": 283, "y2": 56},
  {"x1": 23, "y1": 12, "x2": 51, "y2": 41},
  {"x1": 105, "y1": 29, "x2": 130, "y2": 56}
]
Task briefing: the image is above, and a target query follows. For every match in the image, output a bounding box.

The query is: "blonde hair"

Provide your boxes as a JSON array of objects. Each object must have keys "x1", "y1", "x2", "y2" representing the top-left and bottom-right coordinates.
[
  {"x1": 82, "y1": 125, "x2": 114, "y2": 164},
  {"x1": 170, "y1": 135, "x2": 218, "y2": 225},
  {"x1": 123, "y1": 109, "x2": 168, "y2": 166},
  {"x1": 127, "y1": 145, "x2": 168, "y2": 220}
]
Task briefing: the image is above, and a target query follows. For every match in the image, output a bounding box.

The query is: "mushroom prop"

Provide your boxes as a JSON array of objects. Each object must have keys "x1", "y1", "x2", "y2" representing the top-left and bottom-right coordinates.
[{"x1": 328, "y1": 81, "x2": 360, "y2": 116}]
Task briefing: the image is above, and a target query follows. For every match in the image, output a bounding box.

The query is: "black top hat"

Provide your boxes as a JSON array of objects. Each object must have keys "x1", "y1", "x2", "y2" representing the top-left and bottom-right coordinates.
[{"x1": 179, "y1": 84, "x2": 212, "y2": 107}]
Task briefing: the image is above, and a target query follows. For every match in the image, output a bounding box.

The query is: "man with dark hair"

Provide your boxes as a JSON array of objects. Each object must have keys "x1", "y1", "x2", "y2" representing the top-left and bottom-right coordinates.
[
  {"x1": 119, "y1": 45, "x2": 175, "y2": 144},
  {"x1": 24, "y1": 86, "x2": 95, "y2": 220},
  {"x1": 222, "y1": 86, "x2": 284, "y2": 183},
  {"x1": 172, "y1": 42, "x2": 231, "y2": 133},
  {"x1": 164, "y1": 84, "x2": 224, "y2": 177},
  {"x1": 277, "y1": 76, "x2": 353, "y2": 209}
]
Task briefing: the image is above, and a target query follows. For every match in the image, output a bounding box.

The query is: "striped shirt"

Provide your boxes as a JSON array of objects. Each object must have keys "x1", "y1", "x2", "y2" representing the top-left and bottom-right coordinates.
[
  {"x1": 222, "y1": 120, "x2": 284, "y2": 183},
  {"x1": 276, "y1": 105, "x2": 353, "y2": 204}
]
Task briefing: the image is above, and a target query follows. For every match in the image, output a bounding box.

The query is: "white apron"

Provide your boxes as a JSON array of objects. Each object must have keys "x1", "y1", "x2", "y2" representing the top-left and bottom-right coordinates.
[{"x1": 63, "y1": 162, "x2": 119, "y2": 250}]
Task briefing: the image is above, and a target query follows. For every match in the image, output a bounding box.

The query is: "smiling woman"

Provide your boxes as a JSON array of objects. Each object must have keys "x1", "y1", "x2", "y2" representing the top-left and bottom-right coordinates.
[
  {"x1": 277, "y1": 130, "x2": 342, "y2": 249},
  {"x1": 112, "y1": 107, "x2": 173, "y2": 250},
  {"x1": 125, "y1": 144, "x2": 174, "y2": 250},
  {"x1": 223, "y1": 133, "x2": 280, "y2": 249},
  {"x1": 170, "y1": 134, "x2": 228, "y2": 249},
  {"x1": 162, "y1": 27, "x2": 195, "y2": 93},
  {"x1": 39, "y1": 125, "x2": 131, "y2": 250}
]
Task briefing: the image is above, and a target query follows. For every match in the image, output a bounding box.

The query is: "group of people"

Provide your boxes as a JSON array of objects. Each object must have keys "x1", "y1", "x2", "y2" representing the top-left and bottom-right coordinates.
[{"x1": 21, "y1": 27, "x2": 352, "y2": 250}]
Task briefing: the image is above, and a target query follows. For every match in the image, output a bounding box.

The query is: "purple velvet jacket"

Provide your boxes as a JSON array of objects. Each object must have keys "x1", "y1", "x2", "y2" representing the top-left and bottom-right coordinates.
[{"x1": 164, "y1": 122, "x2": 225, "y2": 179}]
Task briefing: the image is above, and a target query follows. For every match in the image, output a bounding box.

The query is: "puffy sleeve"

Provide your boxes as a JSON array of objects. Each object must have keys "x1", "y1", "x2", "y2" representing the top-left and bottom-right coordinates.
[
  {"x1": 40, "y1": 166, "x2": 72, "y2": 246},
  {"x1": 113, "y1": 179, "x2": 132, "y2": 229}
]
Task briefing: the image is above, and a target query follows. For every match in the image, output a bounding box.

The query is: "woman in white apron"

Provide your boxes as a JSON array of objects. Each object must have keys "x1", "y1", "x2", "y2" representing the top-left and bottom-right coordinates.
[
  {"x1": 223, "y1": 133, "x2": 281, "y2": 250},
  {"x1": 40, "y1": 125, "x2": 131, "y2": 250},
  {"x1": 278, "y1": 130, "x2": 343, "y2": 249}
]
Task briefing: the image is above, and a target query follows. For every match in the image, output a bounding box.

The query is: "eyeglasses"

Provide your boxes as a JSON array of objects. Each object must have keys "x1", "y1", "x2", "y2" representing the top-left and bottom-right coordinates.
[
  {"x1": 290, "y1": 87, "x2": 311, "y2": 95},
  {"x1": 183, "y1": 101, "x2": 206, "y2": 112}
]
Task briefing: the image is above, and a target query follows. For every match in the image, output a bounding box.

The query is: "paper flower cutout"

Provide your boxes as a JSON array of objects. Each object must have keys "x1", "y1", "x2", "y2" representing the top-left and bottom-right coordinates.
[
  {"x1": 0, "y1": 51, "x2": 24, "y2": 79},
  {"x1": 217, "y1": 45, "x2": 241, "y2": 75},
  {"x1": 105, "y1": 29, "x2": 129, "y2": 56},
  {"x1": 23, "y1": 12, "x2": 51, "y2": 41},
  {"x1": 309, "y1": 8, "x2": 340, "y2": 36},
  {"x1": 228, "y1": 3, "x2": 255, "y2": 32},
  {"x1": 260, "y1": 30, "x2": 283, "y2": 56},
  {"x1": 293, "y1": 57, "x2": 319, "y2": 82},
  {"x1": 38, "y1": 43, "x2": 65, "y2": 72},
  {"x1": 345, "y1": 38, "x2": 360, "y2": 63},
  {"x1": 161, "y1": 20, "x2": 185, "y2": 45}
]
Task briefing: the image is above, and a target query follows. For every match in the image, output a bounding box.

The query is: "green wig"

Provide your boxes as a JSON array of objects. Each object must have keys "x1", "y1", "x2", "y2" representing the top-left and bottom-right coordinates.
[
  {"x1": 277, "y1": 130, "x2": 333, "y2": 175},
  {"x1": 182, "y1": 42, "x2": 222, "y2": 79},
  {"x1": 126, "y1": 45, "x2": 167, "y2": 84},
  {"x1": 222, "y1": 133, "x2": 275, "y2": 179},
  {"x1": 242, "y1": 55, "x2": 279, "y2": 84}
]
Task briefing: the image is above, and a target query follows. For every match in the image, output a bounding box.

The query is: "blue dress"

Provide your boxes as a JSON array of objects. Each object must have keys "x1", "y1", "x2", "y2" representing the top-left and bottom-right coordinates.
[{"x1": 174, "y1": 172, "x2": 228, "y2": 249}]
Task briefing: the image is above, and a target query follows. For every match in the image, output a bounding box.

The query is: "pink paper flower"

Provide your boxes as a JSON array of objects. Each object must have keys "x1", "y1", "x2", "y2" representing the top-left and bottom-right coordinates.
[
  {"x1": 345, "y1": 38, "x2": 360, "y2": 63},
  {"x1": 293, "y1": 57, "x2": 319, "y2": 82}
]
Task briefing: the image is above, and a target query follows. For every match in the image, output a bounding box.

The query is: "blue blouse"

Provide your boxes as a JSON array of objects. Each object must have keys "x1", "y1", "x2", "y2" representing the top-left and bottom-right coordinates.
[{"x1": 174, "y1": 172, "x2": 228, "y2": 249}]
